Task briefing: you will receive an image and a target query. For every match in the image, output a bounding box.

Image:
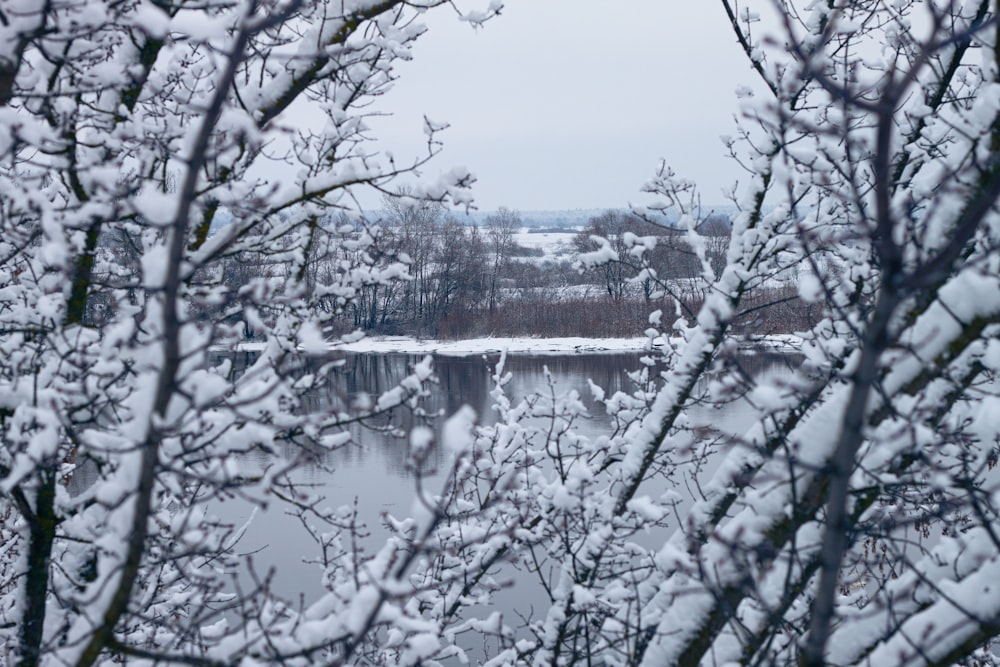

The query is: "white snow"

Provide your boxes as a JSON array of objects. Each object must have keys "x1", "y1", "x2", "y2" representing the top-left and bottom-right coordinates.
[{"x1": 232, "y1": 334, "x2": 802, "y2": 356}]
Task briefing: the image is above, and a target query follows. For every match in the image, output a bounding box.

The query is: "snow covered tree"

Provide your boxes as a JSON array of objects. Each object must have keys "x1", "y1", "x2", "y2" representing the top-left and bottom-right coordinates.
[
  {"x1": 501, "y1": 1, "x2": 1000, "y2": 665},
  {"x1": 2, "y1": 0, "x2": 999, "y2": 666},
  {"x1": 0, "y1": 1, "x2": 503, "y2": 665}
]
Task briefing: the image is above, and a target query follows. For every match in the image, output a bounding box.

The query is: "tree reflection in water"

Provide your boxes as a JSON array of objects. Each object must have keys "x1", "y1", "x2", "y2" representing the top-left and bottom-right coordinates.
[{"x1": 192, "y1": 349, "x2": 797, "y2": 600}]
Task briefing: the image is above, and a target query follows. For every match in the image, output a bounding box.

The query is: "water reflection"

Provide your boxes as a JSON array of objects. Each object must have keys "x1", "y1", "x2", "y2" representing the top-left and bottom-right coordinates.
[{"x1": 209, "y1": 349, "x2": 798, "y2": 599}]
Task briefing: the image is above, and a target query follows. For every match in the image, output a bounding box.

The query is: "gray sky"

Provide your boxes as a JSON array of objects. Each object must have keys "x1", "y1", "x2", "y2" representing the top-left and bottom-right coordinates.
[{"x1": 366, "y1": 1, "x2": 759, "y2": 212}]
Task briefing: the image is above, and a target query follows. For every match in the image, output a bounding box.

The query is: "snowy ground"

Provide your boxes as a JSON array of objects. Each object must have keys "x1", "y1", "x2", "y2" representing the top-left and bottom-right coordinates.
[
  {"x1": 234, "y1": 334, "x2": 803, "y2": 356},
  {"x1": 337, "y1": 335, "x2": 650, "y2": 355},
  {"x1": 513, "y1": 230, "x2": 577, "y2": 259}
]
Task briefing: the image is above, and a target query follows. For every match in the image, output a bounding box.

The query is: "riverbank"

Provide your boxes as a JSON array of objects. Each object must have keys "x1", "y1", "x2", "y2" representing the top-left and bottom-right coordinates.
[{"x1": 234, "y1": 334, "x2": 803, "y2": 356}]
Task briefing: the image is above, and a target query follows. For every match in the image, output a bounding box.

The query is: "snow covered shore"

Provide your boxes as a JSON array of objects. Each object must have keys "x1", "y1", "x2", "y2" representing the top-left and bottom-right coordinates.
[{"x1": 233, "y1": 334, "x2": 802, "y2": 356}]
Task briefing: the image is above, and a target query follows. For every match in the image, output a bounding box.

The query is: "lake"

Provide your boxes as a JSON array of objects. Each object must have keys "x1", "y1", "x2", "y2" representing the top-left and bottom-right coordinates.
[{"x1": 212, "y1": 349, "x2": 798, "y2": 603}]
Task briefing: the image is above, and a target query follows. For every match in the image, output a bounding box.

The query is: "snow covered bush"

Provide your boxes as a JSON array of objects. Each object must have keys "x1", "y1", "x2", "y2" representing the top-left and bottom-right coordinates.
[{"x1": 0, "y1": 0, "x2": 999, "y2": 666}]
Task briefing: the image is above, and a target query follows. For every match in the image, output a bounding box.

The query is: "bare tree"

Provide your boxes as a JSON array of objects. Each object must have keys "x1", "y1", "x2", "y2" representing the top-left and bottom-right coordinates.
[
  {"x1": 573, "y1": 210, "x2": 639, "y2": 301},
  {"x1": 427, "y1": 218, "x2": 487, "y2": 331},
  {"x1": 485, "y1": 206, "x2": 521, "y2": 311}
]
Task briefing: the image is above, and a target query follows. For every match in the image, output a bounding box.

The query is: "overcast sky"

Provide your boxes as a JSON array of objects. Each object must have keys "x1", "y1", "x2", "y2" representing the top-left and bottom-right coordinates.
[{"x1": 364, "y1": 1, "x2": 759, "y2": 212}]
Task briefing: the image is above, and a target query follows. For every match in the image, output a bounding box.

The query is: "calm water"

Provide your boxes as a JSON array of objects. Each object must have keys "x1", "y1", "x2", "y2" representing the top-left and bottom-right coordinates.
[{"x1": 212, "y1": 350, "x2": 797, "y2": 600}]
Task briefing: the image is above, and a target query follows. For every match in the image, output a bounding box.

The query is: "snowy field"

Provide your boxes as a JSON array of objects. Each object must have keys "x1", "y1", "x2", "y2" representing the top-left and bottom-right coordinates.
[{"x1": 513, "y1": 229, "x2": 578, "y2": 259}]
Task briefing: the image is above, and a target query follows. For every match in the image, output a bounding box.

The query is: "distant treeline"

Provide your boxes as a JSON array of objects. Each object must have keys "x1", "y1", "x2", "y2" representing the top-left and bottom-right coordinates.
[{"x1": 84, "y1": 201, "x2": 816, "y2": 339}]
